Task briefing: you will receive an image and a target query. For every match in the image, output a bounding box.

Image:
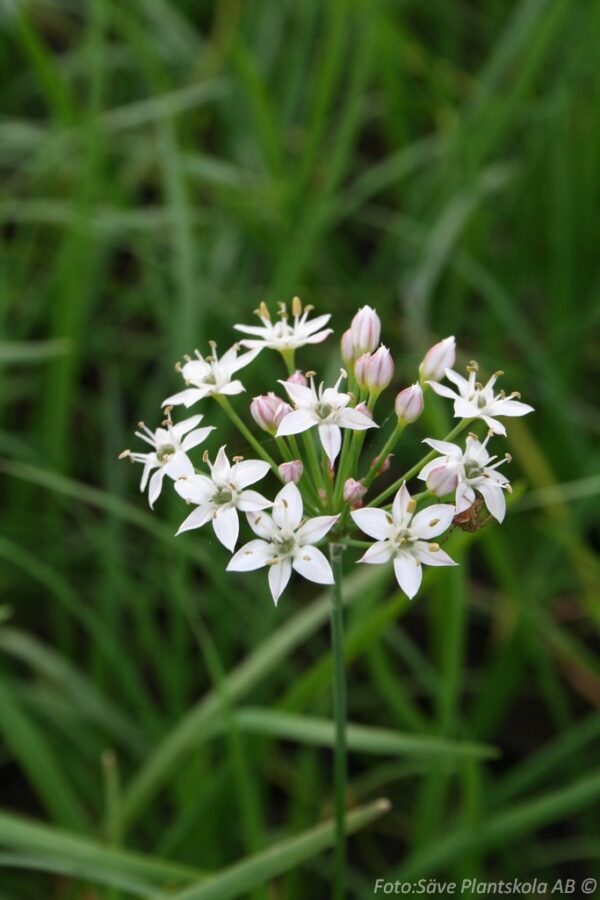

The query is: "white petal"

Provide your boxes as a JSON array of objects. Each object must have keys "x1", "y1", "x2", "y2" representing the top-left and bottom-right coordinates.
[
  {"x1": 140, "y1": 459, "x2": 157, "y2": 492},
  {"x1": 232, "y1": 459, "x2": 271, "y2": 488},
  {"x1": 237, "y1": 490, "x2": 272, "y2": 512},
  {"x1": 482, "y1": 415, "x2": 507, "y2": 436},
  {"x1": 163, "y1": 451, "x2": 194, "y2": 480},
  {"x1": 413, "y1": 541, "x2": 457, "y2": 567},
  {"x1": 489, "y1": 398, "x2": 534, "y2": 417},
  {"x1": 247, "y1": 511, "x2": 276, "y2": 539},
  {"x1": 176, "y1": 506, "x2": 212, "y2": 535},
  {"x1": 318, "y1": 424, "x2": 342, "y2": 465},
  {"x1": 233, "y1": 322, "x2": 269, "y2": 337},
  {"x1": 232, "y1": 347, "x2": 261, "y2": 372},
  {"x1": 410, "y1": 504, "x2": 455, "y2": 539},
  {"x1": 393, "y1": 553, "x2": 423, "y2": 599},
  {"x1": 427, "y1": 381, "x2": 459, "y2": 400},
  {"x1": 351, "y1": 507, "x2": 393, "y2": 541},
  {"x1": 444, "y1": 368, "x2": 469, "y2": 392},
  {"x1": 358, "y1": 541, "x2": 393, "y2": 565},
  {"x1": 455, "y1": 481, "x2": 476, "y2": 514},
  {"x1": 180, "y1": 426, "x2": 214, "y2": 452},
  {"x1": 391, "y1": 483, "x2": 412, "y2": 525},
  {"x1": 174, "y1": 474, "x2": 214, "y2": 504},
  {"x1": 453, "y1": 397, "x2": 480, "y2": 420},
  {"x1": 217, "y1": 380, "x2": 245, "y2": 396},
  {"x1": 162, "y1": 387, "x2": 207, "y2": 408},
  {"x1": 212, "y1": 506, "x2": 239, "y2": 551},
  {"x1": 211, "y1": 446, "x2": 231, "y2": 482},
  {"x1": 268, "y1": 558, "x2": 292, "y2": 605},
  {"x1": 171, "y1": 414, "x2": 204, "y2": 439},
  {"x1": 181, "y1": 359, "x2": 211, "y2": 384},
  {"x1": 422, "y1": 438, "x2": 462, "y2": 457},
  {"x1": 278, "y1": 380, "x2": 315, "y2": 406},
  {"x1": 227, "y1": 539, "x2": 272, "y2": 572},
  {"x1": 478, "y1": 481, "x2": 506, "y2": 523},
  {"x1": 296, "y1": 515, "x2": 339, "y2": 545},
  {"x1": 276, "y1": 408, "x2": 316, "y2": 437},
  {"x1": 293, "y1": 545, "x2": 334, "y2": 584},
  {"x1": 338, "y1": 408, "x2": 377, "y2": 430},
  {"x1": 272, "y1": 483, "x2": 303, "y2": 531},
  {"x1": 301, "y1": 329, "x2": 333, "y2": 345},
  {"x1": 302, "y1": 313, "x2": 331, "y2": 335},
  {"x1": 418, "y1": 458, "x2": 444, "y2": 480},
  {"x1": 148, "y1": 468, "x2": 165, "y2": 508}
]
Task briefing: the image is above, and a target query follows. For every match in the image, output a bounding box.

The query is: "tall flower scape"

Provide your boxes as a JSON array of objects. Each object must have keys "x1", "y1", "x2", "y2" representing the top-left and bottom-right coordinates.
[{"x1": 121, "y1": 299, "x2": 533, "y2": 603}]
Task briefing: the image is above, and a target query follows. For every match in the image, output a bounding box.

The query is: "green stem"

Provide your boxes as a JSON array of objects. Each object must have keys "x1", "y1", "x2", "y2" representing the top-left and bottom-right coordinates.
[
  {"x1": 214, "y1": 396, "x2": 279, "y2": 474},
  {"x1": 370, "y1": 419, "x2": 472, "y2": 507},
  {"x1": 302, "y1": 430, "x2": 325, "y2": 498},
  {"x1": 329, "y1": 543, "x2": 347, "y2": 900},
  {"x1": 362, "y1": 421, "x2": 405, "y2": 490}
]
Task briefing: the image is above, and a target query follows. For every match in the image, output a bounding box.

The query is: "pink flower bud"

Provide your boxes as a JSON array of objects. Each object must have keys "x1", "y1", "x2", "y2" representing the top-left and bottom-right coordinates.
[
  {"x1": 364, "y1": 345, "x2": 394, "y2": 392},
  {"x1": 343, "y1": 478, "x2": 367, "y2": 507},
  {"x1": 350, "y1": 306, "x2": 381, "y2": 355},
  {"x1": 279, "y1": 460, "x2": 304, "y2": 484},
  {"x1": 354, "y1": 353, "x2": 371, "y2": 388},
  {"x1": 354, "y1": 402, "x2": 373, "y2": 419},
  {"x1": 427, "y1": 463, "x2": 459, "y2": 497},
  {"x1": 372, "y1": 453, "x2": 392, "y2": 474},
  {"x1": 250, "y1": 393, "x2": 292, "y2": 434},
  {"x1": 287, "y1": 370, "x2": 307, "y2": 386},
  {"x1": 419, "y1": 336, "x2": 456, "y2": 383},
  {"x1": 395, "y1": 383, "x2": 424, "y2": 423},
  {"x1": 341, "y1": 329, "x2": 358, "y2": 366}
]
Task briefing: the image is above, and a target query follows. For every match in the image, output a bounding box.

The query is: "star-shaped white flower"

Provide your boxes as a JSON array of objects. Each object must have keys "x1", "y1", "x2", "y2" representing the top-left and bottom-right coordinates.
[
  {"x1": 227, "y1": 483, "x2": 338, "y2": 604},
  {"x1": 418, "y1": 433, "x2": 511, "y2": 523},
  {"x1": 121, "y1": 414, "x2": 214, "y2": 508},
  {"x1": 234, "y1": 298, "x2": 332, "y2": 353},
  {"x1": 351, "y1": 483, "x2": 456, "y2": 599},
  {"x1": 428, "y1": 363, "x2": 533, "y2": 435},
  {"x1": 163, "y1": 343, "x2": 259, "y2": 409},
  {"x1": 174, "y1": 446, "x2": 271, "y2": 551},
  {"x1": 276, "y1": 372, "x2": 377, "y2": 465}
]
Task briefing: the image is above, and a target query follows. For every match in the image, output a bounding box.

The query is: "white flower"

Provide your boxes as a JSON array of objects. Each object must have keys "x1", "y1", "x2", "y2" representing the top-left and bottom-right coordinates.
[
  {"x1": 351, "y1": 483, "x2": 456, "y2": 599},
  {"x1": 121, "y1": 414, "x2": 214, "y2": 508},
  {"x1": 174, "y1": 446, "x2": 271, "y2": 551},
  {"x1": 234, "y1": 298, "x2": 332, "y2": 353},
  {"x1": 419, "y1": 433, "x2": 511, "y2": 523},
  {"x1": 428, "y1": 363, "x2": 534, "y2": 435},
  {"x1": 227, "y1": 483, "x2": 338, "y2": 604},
  {"x1": 419, "y1": 336, "x2": 456, "y2": 383},
  {"x1": 276, "y1": 372, "x2": 377, "y2": 465},
  {"x1": 163, "y1": 343, "x2": 259, "y2": 409}
]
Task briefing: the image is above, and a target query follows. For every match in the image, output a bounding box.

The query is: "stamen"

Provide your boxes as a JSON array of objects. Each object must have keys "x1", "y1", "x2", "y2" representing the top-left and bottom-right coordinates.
[
  {"x1": 292, "y1": 296, "x2": 302, "y2": 317},
  {"x1": 407, "y1": 499, "x2": 417, "y2": 514}
]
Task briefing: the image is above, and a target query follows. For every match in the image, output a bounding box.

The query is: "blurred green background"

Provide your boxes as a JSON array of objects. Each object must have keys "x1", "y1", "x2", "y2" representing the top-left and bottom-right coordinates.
[{"x1": 1, "y1": 0, "x2": 599, "y2": 897}]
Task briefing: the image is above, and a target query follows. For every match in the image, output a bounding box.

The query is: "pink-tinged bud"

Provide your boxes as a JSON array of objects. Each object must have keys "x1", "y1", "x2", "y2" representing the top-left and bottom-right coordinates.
[
  {"x1": 350, "y1": 306, "x2": 381, "y2": 355},
  {"x1": 354, "y1": 353, "x2": 371, "y2": 388},
  {"x1": 279, "y1": 460, "x2": 304, "y2": 484},
  {"x1": 354, "y1": 402, "x2": 373, "y2": 419},
  {"x1": 427, "y1": 464, "x2": 459, "y2": 497},
  {"x1": 343, "y1": 478, "x2": 367, "y2": 507},
  {"x1": 364, "y1": 345, "x2": 394, "y2": 392},
  {"x1": 419, "y1": 336, "x2": 456, "y2": 383},
  {"x1": 372, "y1": 453, "x2": 392, "y2": 474},
  {"x1": 395, "y1": 383, "x2": 424, "y2": 423},
  {"x1": 250, "y1": 393, "x2": 292, "y2": 434},
  {"x1": 341, "y1": 328, "x2": 358, "y2": 367},
  {"x1": 287, "y1": 370, "x2": 307, "y2": 386}
]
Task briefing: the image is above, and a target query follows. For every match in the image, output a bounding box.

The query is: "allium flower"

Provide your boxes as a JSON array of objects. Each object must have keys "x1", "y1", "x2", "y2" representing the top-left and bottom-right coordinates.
[
  {"x1": 250, "y1": 393, "x2": 292, "y2": 434},
  {"x1": 395, "y1": 384, "x2": 424, "y2": 423},
  {"x1": 163, "y1": 343, "x2": 259, "y2": 409},
  {"x1": 351, "y1": 483, "x2": 456, "y2": 598},
  {"x1": 419, "y1": 433, "x2": 511, "y2": 523},
  {"x1": 174, "y1": 446, "x2": 271, "y2": 551},
  {"x1": 234, "y1": 298, "x2": 332, "y2": 353},
  {"x1": 279, "y1": 460, "x2": 304, "y2": 484},
  {"x1": 121, "y1": 414, "x2": 214, "y2": 508},
  {"x1": 428, "y1": 363, "x2": 534, "y2": 435},
  {"x1": 419, "y1": 336, "x2": 456, "y2": 383},
  {"x1": 227, "y1": 483, "x2": 338, "y2": 604},
  {"x1": 355, "y1": 346, "x2": 394, "y2": 393},
  {"x1": 277, "y1": 372, "x2": 377, "y2": 465},
  {"x1": 350, "y1": 306, "x2": 381, "y2": 355},
  {"x1": 287, "y1": 370, "x2": 308, "y2": 386},
  {"x1": 343, "y1": 478, "x2": 367, "y2": 506}
]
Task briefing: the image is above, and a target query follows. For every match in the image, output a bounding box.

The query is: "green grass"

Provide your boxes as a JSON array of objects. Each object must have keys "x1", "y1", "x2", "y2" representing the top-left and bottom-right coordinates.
[{"x1": 0, "y1": 0, "x2": 599, "y2": 897}]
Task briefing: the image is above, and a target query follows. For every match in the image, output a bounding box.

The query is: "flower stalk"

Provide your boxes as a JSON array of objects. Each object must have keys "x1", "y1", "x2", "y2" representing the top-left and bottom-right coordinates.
[{"x1": 329, "y1": 542, "x2": 347, "y2": 900}]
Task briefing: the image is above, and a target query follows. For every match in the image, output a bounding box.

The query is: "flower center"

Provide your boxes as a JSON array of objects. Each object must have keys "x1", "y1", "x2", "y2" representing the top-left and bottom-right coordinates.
[
  {"x1": 273, "y1": 536, "x2": 296, "y2": 555},
  {"x1": 316, "y1": 402, "x2": 333, "y2": 419},
  {"x1": 394, "y1": 528, "x2": 414, "y2": 547},
  {"x1": 464, "y1": 460, "x2": 483, "y2": 479},
  {"x1": 213, "y1": 487, "x2": 234, "y2": 505},
  {"x1": 204, "y1": 373, "x2": 217, "y2": 385},
  {"x1": 476, "y1": 392, "x2": 487, "y2": 409},
  {"x1": 157, "y1": 444, "x2": 176, "y2": 463}
]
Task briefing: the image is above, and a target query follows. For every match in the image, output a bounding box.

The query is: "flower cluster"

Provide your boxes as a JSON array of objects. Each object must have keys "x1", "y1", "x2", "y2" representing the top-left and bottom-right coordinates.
[{"x1": 122, "y1": 299, "x2": 533, "y2": 603}]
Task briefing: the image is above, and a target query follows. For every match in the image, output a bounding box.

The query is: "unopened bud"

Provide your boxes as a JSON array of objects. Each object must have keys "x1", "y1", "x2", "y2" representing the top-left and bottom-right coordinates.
[
  {"x1": 419, "y1": 336, "x2": 456, "y2": 383},
  {"x1": 279, "y1": 460, "x2": 304, "y2": 484},
  {"x1": 372, "y1": 453, "x2": 392, "y2": 474},
  {"x1": 343, "y1": 478, "x2": 367, "y2": 507},
  {"x1": 426, "y1": 464, "x2": 459, "y2": 496},
  {"x1": 350, "y1": 306, "x2": 381, "y2": 355},
  {"x1": 354, "y1": 402, "x2": 372, "y2": 419},
  {"x1": 250, "y1": 393, "x2": 292, "y2": 434},
  {"x1": 287, "y1": 370, "x2": 307, "y2": 386},
  {"x1": 341, "y1": 329, "x2": 358, "y2": 367},
  {"x1": 395, "y1": 383, "x2": 424, "y2": 423},
  {"x1": 362, "y1": 346, "x2": 394, "y2": 392}
]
